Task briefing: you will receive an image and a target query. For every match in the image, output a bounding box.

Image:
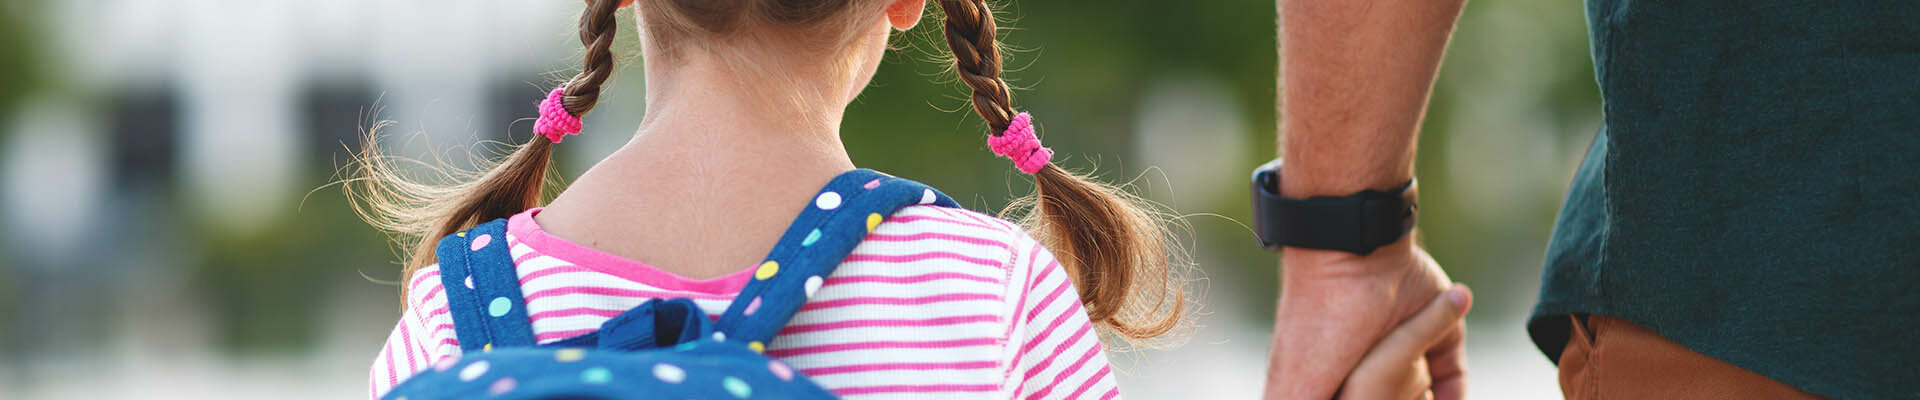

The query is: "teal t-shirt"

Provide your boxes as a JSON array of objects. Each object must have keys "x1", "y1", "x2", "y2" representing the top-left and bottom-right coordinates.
[{"x1": 1531, "y1": 1, "x2": 1920, "y2": 398}]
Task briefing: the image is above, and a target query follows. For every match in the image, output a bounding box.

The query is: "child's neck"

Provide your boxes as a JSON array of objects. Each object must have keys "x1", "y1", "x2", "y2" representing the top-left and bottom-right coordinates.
[{"x1": 536, "y1": 60, "x2": 861, "y2": 281}]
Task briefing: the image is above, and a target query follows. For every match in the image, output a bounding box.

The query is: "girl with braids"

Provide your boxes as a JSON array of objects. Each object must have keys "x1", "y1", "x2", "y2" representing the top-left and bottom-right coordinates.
[{"x1": 359, "y1": 0, "x2": 1197, "y2": 398}]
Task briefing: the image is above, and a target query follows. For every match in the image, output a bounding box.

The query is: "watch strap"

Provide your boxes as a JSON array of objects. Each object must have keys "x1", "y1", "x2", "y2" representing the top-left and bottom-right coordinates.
[{"x1": 1252, "y1": 160, "x2": 1417, "y2": 255}]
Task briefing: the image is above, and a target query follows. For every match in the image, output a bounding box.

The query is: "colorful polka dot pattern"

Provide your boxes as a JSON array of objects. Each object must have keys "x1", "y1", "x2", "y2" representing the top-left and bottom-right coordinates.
[
  {"x1": 754, "y1": 261, "x2": 779, "y2": 280},
  {"x1": 743, "y1": 297, "x2": 762, "y2": 316},
  {"x1": 392, "y1": 348, "x2": 833, "y2": 399},
  {"x1": 439, "y1": 216, "x2": 539, "y2": 355},
  {"x1": 814, "y1": 192, "x2": 841, "y2": 210},
  {"x1": 653, "y1": 363, "x2": 686, "y2": 384},
  {"x1": 458, "y1": 361, "x2": 490, "y2": 382},
  {"x1": 487, "y1": 377, "x2": 516, "y2": 395},
  {"x1": 722, "y1": 376, "x2": 752, "y2": 398},
  {"x1": 391, "y1": 170, "x2": 949, "y2": 400},
  {"x1": 768, "y1": 360, "x2": 794, "y2": 381},
  {"x1": 553, "y1": 348, "x2": 585, "y2": 362},
  {"x1": 579, "y1": 367, "x2": 611, "y2": 385},
  {"x1": 469, "y1": 233, "x2": 492, "y2": 251},
  {"x1": 488, "y1": 297, "x2": 511, "y2": 317},
  {"x1": 803, "y1": 276, "x2": 823, "y2": 298}
]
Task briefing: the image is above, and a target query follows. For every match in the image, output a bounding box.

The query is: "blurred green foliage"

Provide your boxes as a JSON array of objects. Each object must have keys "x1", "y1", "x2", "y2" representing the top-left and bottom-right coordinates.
[
  {"x1": 8, "y1": 0, "x2": 1600, "y2": 353},
  {"x1": 0, "y1": 0, "x2": 43, "y2": 355},
  {"x1": 0, "y1": 2, "x2": 42, "y2": 121},
  {"x1": 190, "y1": 178, "x2": 395, "y2": 351}
]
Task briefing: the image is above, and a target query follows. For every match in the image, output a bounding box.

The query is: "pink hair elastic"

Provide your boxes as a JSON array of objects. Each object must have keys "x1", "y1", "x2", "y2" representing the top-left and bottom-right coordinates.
[
  {"x1": 534, "y1": 88, "x2": 582, "y2": 143},
  {"x1": 988, "y1": 112, "x2": 1052, "y2": 174}
]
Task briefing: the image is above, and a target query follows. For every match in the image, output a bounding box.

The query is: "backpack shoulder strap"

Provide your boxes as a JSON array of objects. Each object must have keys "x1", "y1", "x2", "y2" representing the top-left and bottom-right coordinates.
[
  {"x1": 435, "y1": 218, "x2": 537, "y2": 351},
  {"x1": 713, "y1": 169, "x2": 958, "y2": 346}
]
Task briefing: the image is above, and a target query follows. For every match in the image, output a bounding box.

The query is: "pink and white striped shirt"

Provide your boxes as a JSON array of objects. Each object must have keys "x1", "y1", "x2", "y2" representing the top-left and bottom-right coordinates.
[{"x1": 369, "y1": 207, "x2": 1118, "y2": 399}]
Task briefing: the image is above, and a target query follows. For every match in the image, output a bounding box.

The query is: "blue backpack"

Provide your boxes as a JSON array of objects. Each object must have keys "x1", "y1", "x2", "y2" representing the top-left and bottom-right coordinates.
[{"x1": 384, "y1": 169, "x2": 958, "y2": 399}]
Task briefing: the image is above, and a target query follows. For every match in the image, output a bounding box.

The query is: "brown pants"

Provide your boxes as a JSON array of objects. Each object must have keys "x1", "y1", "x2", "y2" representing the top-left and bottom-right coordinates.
[{"x1": 1558, "y1": 315, "x2": 1822, "y2": 400}]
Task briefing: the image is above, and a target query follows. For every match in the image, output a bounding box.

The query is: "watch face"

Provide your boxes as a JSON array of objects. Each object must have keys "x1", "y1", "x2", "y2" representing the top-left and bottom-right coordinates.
[
  {"x1": 1256, "y1": 170, "x2": 1280, "y2": 194},
  {"x1": 1253, "y1": 158, "x2": 1284, "y2": 195},
  {"x1": 1251, "y1": 159, "x2": 1286, "y2": 250}
]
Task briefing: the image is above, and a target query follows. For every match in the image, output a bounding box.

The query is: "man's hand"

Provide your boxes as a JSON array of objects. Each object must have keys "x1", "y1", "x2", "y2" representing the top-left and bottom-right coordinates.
[{"x1": 1268, "y1": 240, "x2": 1467, "y2": 399}]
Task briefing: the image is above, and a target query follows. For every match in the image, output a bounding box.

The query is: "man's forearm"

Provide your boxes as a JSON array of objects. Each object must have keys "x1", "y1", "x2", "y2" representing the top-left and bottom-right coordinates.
[
  {"x1": 1278, "y1": 0, "x2": 1465, "y2": 268},
  {"x1": 1279, "y1": 0, "x2": 1464, "y2": 198},
  {"x1": 1267, "y1": 1, "x2": 1469, "y2": 399}
]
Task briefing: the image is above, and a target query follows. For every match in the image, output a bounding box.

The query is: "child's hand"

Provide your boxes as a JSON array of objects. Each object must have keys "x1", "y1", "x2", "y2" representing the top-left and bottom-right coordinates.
[{"x1": 1338, "y1": 283, "x2": 1473, "y2": 400}]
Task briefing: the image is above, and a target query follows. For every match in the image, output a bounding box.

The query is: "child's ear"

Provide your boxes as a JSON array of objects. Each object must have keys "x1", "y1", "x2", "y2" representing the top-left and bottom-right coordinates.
[{"x1": 885, "y1": 0, "x2": 926, "y2": 31}]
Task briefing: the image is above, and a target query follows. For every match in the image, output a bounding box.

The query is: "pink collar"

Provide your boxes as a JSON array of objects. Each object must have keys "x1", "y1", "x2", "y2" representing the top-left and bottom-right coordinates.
[{"x1": 507, "y1": 208, "x2": 755, "y2": 295}]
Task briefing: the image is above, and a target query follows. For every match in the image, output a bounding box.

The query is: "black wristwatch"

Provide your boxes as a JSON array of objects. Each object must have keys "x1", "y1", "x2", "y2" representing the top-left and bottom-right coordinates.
[{"x1": 1250, "y1": 158, "x2": 1418, "y2": 255}]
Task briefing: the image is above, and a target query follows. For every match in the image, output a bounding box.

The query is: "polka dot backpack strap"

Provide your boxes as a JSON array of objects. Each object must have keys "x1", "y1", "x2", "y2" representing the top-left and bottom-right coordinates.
[
  {"x1": 435, "y1": 218, "x2": 538, "y2": 352},
  {"x1": 712, "y1": 169, "x2": 958, "y2": 346},
  {"x1": 384, "y1": 170, "x2": 956, "y2": 399}
]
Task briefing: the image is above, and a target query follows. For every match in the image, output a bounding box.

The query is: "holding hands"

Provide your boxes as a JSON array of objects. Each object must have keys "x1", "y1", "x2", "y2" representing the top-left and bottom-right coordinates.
[
  {"x1": 1267, "y1": 244, "x2": 1470, "y2": 399},
  {"x1": 1341, "y1": 280, "x2": 1472, "y2": 399}
]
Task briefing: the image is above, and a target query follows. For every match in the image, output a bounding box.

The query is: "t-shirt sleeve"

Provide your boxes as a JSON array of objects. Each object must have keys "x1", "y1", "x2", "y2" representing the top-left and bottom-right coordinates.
[
  {"x1": 368, "y1": 264, "x2": 461, "y2": 399},
  {"x1": 1005, "y1": 231, "x2": 1121, "y2": 400}
]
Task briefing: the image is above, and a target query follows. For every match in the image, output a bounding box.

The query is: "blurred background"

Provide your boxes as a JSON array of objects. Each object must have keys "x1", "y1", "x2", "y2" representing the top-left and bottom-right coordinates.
[{"x1": 0, "y1": 0, "x2": 1599, "y2": 398}]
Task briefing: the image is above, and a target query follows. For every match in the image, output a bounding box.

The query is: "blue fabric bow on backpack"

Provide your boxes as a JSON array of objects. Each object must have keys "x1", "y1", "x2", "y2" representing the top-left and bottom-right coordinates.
[{"x1": 383, "y1": 170, "x2": 959, "y2": 400}]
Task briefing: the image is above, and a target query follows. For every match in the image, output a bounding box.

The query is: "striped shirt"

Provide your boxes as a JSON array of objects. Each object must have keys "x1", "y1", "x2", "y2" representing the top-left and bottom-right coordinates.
[{"x1": 370, "y1": 206, "x2": 1118, "y2": 399}]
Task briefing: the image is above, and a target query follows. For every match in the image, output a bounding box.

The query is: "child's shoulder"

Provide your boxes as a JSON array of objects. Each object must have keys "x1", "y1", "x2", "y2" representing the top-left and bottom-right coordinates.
[
  {"x1": 870, "y1": 204, "x2": 1051, "y2": 274},
  {"x1": 883, "y1": 204, "x2": 1035, "y2": 246},
  {"x1": 403, "y1": 263, "x2": 451, "y2": 312},
  {"x1": 889, "y1": 203, "x2": 1016, "y2": 230}
]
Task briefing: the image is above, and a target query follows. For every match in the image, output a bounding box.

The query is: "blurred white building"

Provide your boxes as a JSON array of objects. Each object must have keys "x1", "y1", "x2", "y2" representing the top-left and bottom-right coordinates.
[{"x1": 4, "y1": 1, "x2": 580, "y2": 398}]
